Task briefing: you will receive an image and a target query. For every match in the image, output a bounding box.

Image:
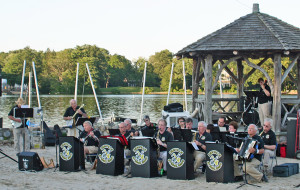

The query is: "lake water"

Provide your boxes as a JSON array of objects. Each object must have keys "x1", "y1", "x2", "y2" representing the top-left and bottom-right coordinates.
[{"x1": 0, "y1": 94, "x2": 297, "y2": 128}]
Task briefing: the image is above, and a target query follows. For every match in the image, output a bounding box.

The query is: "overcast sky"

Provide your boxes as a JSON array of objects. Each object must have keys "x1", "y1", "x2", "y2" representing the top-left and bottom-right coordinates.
[{"x1": 1, "y1": 0, "x2": 299, "y2": 61}]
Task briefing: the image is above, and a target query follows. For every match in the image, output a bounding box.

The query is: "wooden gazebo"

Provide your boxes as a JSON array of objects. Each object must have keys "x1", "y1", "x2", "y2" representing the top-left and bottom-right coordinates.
[{"x1": 176, "y1": 4, "x2": 300, "y2": 132}]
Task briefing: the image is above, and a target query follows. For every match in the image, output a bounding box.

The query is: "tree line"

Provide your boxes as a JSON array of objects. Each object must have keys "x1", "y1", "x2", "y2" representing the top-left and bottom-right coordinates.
[{"x1": 0, "y1": 45, "x2": 297, "y2": 94}]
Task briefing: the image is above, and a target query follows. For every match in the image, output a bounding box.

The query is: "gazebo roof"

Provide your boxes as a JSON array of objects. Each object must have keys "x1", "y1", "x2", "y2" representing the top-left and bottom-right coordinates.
[{"x1": 176, "y1": 4, "x2": 300, "y2": 58}]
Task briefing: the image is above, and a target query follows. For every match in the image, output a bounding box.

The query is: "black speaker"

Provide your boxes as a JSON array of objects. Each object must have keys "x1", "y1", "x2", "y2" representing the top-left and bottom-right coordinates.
[
  {"x1": 287, "y1": 118, "x2": 297, "y2": 158},
  {"x1": 17, "y1": 152, "x2": 44, "y2": 171}
]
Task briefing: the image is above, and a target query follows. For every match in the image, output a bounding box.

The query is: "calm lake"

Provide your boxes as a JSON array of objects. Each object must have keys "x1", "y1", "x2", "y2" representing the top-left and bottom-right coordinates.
[{"x1": 0, "y1": 94, "x2": 297, "y2": 128}]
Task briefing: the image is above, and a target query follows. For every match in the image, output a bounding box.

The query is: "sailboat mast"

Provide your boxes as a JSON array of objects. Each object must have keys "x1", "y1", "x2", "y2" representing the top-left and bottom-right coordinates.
[
  {"x1": 140, "y1": 62, "x2": 147, "y2": 124},
  {"x1": 74, "y1": 62, "x2": 79, "y2": 101},
  {"x1": 166, "y1": 63, "x2": 174, "y2": 105},
  {"x1": 20, "y1": 60, "x2": 26, "y2": 98}
]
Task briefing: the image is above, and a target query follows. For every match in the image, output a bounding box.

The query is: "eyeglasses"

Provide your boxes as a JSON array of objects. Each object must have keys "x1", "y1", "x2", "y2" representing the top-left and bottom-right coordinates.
[
  {"x1": 144, "y1": 119, "x2": 149, "y2": 122},
  {"x1": 179, "y1": 120, "x2": 185, "y2": 123}
]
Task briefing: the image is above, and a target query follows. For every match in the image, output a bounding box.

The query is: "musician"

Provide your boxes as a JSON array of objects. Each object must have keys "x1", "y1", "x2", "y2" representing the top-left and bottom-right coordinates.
[
  {"x1": 217, "y1": 117, "x2": 229, "y2": 131},
  {"x1": 79, "y1": 121, "x2": 101, "y2": 155},
  {"x1": 167, "y1": 117, "x2": 185, "y2": 139},
  {"x1": 63, "y1": 99, "x2": 87, "y2": 137},
  {"x1": 141, "y1": 115, "x2": 157, "y2": 137},
  {"x1": 234, "y1": 124, "x2": 268, "y2": 183},
  {"x1": 228, "y1": 121, "x2": 238, "y2": 133},
  {"x1": 8, "y1": 98, "x2": 30, "y2": 152},
  {"x1": 227, "y1": 121, "x2": 239, "y2": 148},
  {"x1": 185, "y1": 118, "x2": 193, "y2": 130},
  {"x1": 193, "y1": 121, "x2": 212, "y2": 172},
  {"x1": 257, "y1": 78, "x2": 272, "y2": 128},
  {"x1": 124, "y1": 118, "x2": 139, "y2": 137},
  {"x1": 117, "y1": 122, "x2": 131, "y2": 160},
  {"x1": 260, "y1": 118, "x2": 277, "y2": 171},
  {"x1": 154, "y1": 119, "x2": 174, "y2": 172}
]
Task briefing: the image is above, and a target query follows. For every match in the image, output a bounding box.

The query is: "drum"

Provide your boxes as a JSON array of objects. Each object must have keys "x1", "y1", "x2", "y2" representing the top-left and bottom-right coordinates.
[{"x1": 242, "y1": 110, "x2": 260, "y2": 126}]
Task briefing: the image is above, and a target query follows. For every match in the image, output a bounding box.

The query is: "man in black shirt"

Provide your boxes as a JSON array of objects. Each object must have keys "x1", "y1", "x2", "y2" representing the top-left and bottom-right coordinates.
[
  {"x1": 154, "y1": 118, "x2": 174, "y2": 172},
  {"x1": 257, "y1": 78, "x2": 272, "y2": 128},
  {"x1": 8, "y1": 98, "x2": 30, "y2": 152},
  {"x1": 79, "y1": 121, "x2": 101, "y2": 155},
  {"x1": 193, "y1": 121, "x2": 212, "y2": 172},
  {"x1": 63, "y1": 99, "x2": 87, "y2": 137},
  {"x1": 234, "y1": 124, "x2": 268, "y2": 182},
  {"x1": 141, "y1": 115, "x2": 157, "y2": 137},
  {"x1": 260, "y1": 118, "x2": 277, "y2": 170}
]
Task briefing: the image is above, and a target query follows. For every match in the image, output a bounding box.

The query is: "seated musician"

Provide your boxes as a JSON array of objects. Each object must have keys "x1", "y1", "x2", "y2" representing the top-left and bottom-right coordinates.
[
  {"x1": 79, "y1": 121, "x2": 101, "y2": 156},
  {"x1": 185, "y1": 118, "x2": 193, "y2": 130},
  {"x1": 229, "y1": 121, "x2": 238, "y2": 133},
  {"x1": 193, "y1": 121, "x2": 212, "y2": 172},
  {"x1": 63, "y1": 99, "x2": 87, "y2": 137},
  {"x1": 124, "y1": 118, "x2": 139, "y2": 137},
  {"x1": 260, "y1": 118, "x2": 277, "y2": 171},
  {"x1": 142, "y1": 115, "x2": 156, "y2": 129},
  {"x1": 154, "y1": 119, "x2": 174, "y2": 172},
  {"x1": 216, "y1": 117, "x2": 229, "y2": 131},
  {"x1": 233, "y1": 124, "x2": 268, "y2": 183},
  {"x1": 167, "y1": 117, "x2": 186, "y2": 139},
  {"x1": 141, "y1": 115, "x2": 157, "y2": 137},
  {"x1": 118, "y1": 122, "x2": 131, "y2": 159}
]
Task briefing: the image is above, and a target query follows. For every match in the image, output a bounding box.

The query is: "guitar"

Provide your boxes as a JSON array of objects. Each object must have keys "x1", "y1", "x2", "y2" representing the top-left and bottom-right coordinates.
[
  {"x1": 10, "y1": 118, "x2": 23, "y2": 128},
  {"x1": 65, "y1": 104, "x2": 85, "y2": 127}
]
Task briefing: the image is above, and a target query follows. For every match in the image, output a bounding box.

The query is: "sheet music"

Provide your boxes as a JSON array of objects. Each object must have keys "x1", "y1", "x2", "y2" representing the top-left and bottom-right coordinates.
[{"x1": 191, "y1": 142, "x2": 199, "y2": 150}]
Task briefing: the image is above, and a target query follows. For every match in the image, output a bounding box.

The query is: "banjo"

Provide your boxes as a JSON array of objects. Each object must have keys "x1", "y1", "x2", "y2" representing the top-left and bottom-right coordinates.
[
  {"x1": 10, "y1": 118, "x2": 23, "y2": 128},
  {"x1": 66, "y1": 104, "x2": 85, "y2": 126}
]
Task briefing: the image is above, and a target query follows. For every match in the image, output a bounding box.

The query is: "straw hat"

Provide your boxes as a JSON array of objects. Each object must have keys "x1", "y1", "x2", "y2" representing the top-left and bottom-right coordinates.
[{"x1": 15, "y1": 98, "x2": 25, "y2": 105}]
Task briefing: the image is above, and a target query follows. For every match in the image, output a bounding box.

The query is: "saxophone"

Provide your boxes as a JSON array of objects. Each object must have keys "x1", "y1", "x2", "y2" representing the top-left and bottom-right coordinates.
[
  {"x1": 156, "y1": 131, "x2": 163, "y2": 173},
  {"x1": 156, "y1": 131, "x2": 160, "y2": 156}
]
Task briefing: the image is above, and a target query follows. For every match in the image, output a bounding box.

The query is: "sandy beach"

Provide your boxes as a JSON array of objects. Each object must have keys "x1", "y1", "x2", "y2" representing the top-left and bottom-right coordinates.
[{"x1": 1, "y1": 143, "x2": 300, "y2": 190}]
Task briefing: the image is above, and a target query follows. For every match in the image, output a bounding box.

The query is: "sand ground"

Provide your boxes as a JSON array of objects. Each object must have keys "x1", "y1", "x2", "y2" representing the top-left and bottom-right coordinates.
[{"x1": 0, "y1": 144, "x2": 300, "y2": 190}]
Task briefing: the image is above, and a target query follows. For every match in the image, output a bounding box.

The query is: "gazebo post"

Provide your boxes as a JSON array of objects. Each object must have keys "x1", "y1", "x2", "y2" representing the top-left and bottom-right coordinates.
[
  {"x1": 204, "y1": 54, "x2": 213, "y2": 124},
  {"x1": 273, "y1": 54, "x2": 282, "y2": 132},
  {"x1": 298, "y1": 59, "x2": 300, "y2": 99},
  {"x1": 237, "y1": 59, "x2": 244, "y2": 111},
  {"x1": 192, "y1": 57, "x2": 199, "y2": 111}
]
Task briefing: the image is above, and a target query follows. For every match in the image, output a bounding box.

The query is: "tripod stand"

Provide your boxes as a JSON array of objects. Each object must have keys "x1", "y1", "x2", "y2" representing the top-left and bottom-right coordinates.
[
  {"x1": 53, "y1": 130, "x2": 59, "y2": 172},
  {"x1": 236, "y1": 157, "x2": 261, "y2": 188},
  {"x1": 0, "y1": 148, "x2": 18, "y2": 163}
]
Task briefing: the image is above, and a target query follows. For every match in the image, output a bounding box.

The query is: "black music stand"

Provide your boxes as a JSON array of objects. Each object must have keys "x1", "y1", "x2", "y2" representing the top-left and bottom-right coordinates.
[
  {"x1": 75, "y1": 117, "x2": 96, "y2": 127},
  {"x1": 14, "y1": 108, "x2": 34, "y2": 152},
  {"x1": 243, "y1": 91, "x2": 260, "y2": 129},
  {"x1": 181, "y1": 129, "x2": 193, "y2": 142},
  {"x1": 108, "y1": 129, "x2": 121, "y2": 136}
]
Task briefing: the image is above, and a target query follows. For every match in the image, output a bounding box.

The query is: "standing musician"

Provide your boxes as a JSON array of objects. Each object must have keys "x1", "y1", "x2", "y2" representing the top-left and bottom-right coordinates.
[
  {"x1": 233, "y1": 124, "x2": 268, "y2": 183},
  {"x1": 260, "y1": 118, "x2": 277, "y2": 171},
  {"x1": 63, "y1": 99, "x2": 87, "y2": 137},
  {"x1": 154, "y1": 119, "x2": 174, "y2": 173},
  {"x1": 257, "y1": 78, "x2": 272, "y2": 128},
  {"x1": 193, "y1": 121, "x2": 212, "y2": 172},
  {"x1": 79, "y1": 121, "x2": 101, "y2": 155},
  {"x1": 8, "y1": 98, "x2": 30, "y2": 153}
]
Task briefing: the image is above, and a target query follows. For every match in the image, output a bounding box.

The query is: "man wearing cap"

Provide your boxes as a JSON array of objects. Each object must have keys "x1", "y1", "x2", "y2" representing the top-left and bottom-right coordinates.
[{"x1": 8, "y1": 98, "x2": 30, "y2": 152}]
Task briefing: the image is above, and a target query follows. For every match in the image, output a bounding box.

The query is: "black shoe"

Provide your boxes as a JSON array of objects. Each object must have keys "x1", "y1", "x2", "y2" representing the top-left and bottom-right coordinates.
[
  {"x1": 261, "y1": 174, "x2": 268, "y2": 183},
  {"x1": 234, "y1": 176, "x2": 244, "y2": 182}
]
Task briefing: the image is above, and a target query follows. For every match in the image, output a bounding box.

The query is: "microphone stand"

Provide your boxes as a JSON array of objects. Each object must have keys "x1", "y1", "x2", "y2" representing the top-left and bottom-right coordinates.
[
  {"x1": 53, "y1": 130, "x2": 59, "y2": 172},
  {"x1": 236, "y1": 157, "x2": 261, "y2": 188}
]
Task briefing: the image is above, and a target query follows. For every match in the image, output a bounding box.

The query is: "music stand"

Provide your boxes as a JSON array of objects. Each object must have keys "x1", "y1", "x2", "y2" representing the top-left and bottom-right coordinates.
[
  {"x1": 109, "y1": 129, "x2": 121, "y2": 136},
  {"x1": 243, "y1": 91, "x2": 260, "y2": 129},
  {"x1": 180, "y1": 129, "x2": 193, "y2": 142},
  {"x1": 14, "y1": 108, "x2": 34, "y2": 152},
  {"x1": 75, "y1": 117, "x2": 96, "y2": 127}
]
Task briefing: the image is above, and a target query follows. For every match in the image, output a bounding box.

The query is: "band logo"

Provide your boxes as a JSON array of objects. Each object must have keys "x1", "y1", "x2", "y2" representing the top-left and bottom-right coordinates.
[
  {"x1": 132, "y1": 145, "x2": 148, "y2": 165},
  {"x1": 22, "y1": 158, "x2": 29, "y2": 169},
  {"x1": 207, "y1": 150, "x2": 223, "y2": 171},
  {"x1": 99, "y1": 144, "x2": 114, "y2": 164},
  {"x1": 60, "y1": 142, "x2": 73, "y2": 161},
  {"x1": 168, "y1": 148, "x2": 185, "y2": 168}
]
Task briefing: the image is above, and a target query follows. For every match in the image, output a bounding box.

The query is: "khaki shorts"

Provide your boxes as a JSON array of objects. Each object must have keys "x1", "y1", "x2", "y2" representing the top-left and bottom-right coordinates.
[{"x1": 86, "y1": 146, "x2": 98, "y2": 154}]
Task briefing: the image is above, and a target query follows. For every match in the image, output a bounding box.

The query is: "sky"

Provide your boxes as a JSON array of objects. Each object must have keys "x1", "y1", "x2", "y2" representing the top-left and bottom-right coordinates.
[{"x1": 1, "y1": 0, "x2": 300, "y2": 61}]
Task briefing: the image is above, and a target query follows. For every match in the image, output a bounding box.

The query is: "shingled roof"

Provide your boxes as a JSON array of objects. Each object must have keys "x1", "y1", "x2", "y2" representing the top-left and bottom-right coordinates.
[{"x1": 176, "y1": 4, "x2": 300, "y2": 58}]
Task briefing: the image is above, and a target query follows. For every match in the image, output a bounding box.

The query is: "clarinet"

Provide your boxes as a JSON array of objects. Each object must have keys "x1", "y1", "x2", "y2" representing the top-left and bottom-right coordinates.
[{"x1": 156, "y1": 131, "x2": 160, "y2": 157}]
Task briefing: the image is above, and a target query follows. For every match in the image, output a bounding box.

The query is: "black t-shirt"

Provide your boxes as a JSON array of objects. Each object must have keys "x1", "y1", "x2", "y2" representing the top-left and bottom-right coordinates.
[
  {"x1": 195, "y1": 131, "x2": 212, "y2": 152},
  {"x1": 8, "y1": 105, "x2": 26, "y2": 128},
  {"x1": 154, "y1": 130, "x2": 174, "y2": 152},
  {"x1": 260, "y1": 129, "x2": 277, "y2": 147},
  {"x1": 257, "y1": 84, "x2": 271, "y2": 104},
  {"x1": 63, "y1": 106, "x2": 86, "y2": 122},
  {"x1": 79, "y1": 129, "x2": 101, "y2": 147},
  {"x1": 251, "y1": 134, "x2": 265, "y2": 161}
]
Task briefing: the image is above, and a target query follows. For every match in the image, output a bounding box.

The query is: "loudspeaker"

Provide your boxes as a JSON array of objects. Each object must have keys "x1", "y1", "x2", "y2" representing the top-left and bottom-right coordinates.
[
  {"x1": 17, "y1": 152, "x2": 44, "y2": 171},
  {"x1": 287, "y1": 118, "x2": 297, "y2": 158}
]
